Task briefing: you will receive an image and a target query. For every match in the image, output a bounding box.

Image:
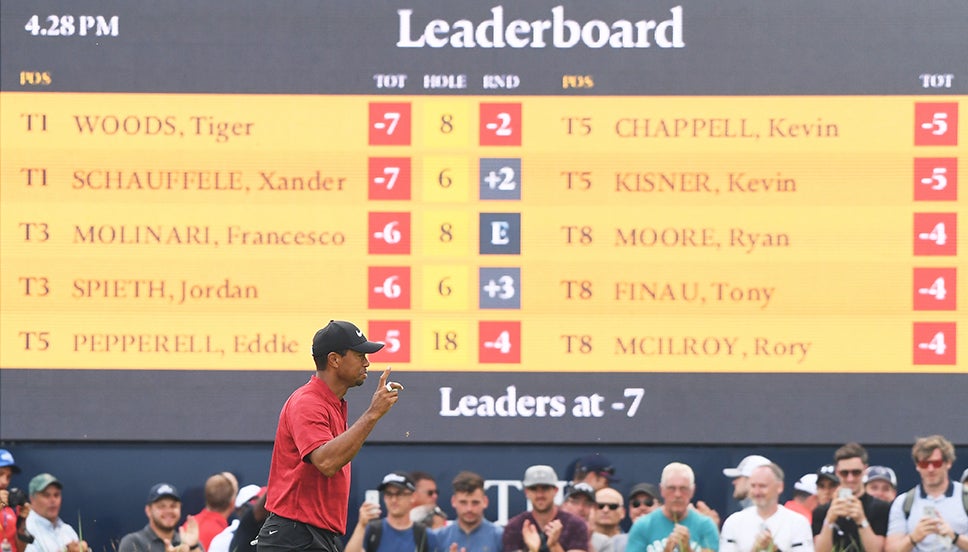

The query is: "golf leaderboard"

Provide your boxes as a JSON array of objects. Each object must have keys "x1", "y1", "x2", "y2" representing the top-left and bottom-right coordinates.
[{"x1": 1, "y1": 1, "x2": 965, "y2": 443}]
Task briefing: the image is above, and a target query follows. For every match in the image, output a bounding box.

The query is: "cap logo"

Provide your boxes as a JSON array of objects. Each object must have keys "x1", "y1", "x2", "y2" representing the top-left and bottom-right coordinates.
[
  {"x1": 156, "y1": 484, "x2": 175, "y2": 494},
  {"x1": 356, "y1": 329, "x2": 364, "y2": 337}
]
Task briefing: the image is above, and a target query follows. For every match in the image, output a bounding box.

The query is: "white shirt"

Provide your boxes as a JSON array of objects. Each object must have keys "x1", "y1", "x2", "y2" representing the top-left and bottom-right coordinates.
[
  {"x1": 24, "y1": 511, "x2": 79, "y2": 552},
  {"x1": 720, "y1": 505, "x2": 814, "y2": 552},
  {"x1": 206, "y1": 519, "x2": 239, "y2": 552}
]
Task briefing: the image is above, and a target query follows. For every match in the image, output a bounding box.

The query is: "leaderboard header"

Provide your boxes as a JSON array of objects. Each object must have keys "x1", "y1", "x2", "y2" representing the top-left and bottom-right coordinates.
[{"x1": 1, "y1": 0, "x2": 965, "y2": 94}]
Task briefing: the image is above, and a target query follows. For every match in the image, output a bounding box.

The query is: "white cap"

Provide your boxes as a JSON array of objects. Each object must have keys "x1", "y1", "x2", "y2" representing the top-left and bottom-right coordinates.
[
  {"x1": 723, "y1": 455, "x2": 772, "y2": 478},
  {"x1": 235, "y1": 484, "x2": 264, "y2": 508},
  {"x1": 794, "y1": 473, "x2": 818, "y2": 495}
]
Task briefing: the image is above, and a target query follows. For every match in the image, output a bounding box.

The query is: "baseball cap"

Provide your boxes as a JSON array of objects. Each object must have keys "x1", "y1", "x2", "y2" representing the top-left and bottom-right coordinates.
[
  {"x1": 575, "y1": 454, "x2": 619, "y2": 482},
  {"x1": 723, "y1": 455, "x2": 771, "y2": 478},
  {"x1": 523, "y1": 465, "x2": 558, "y2": 488},
  {"x1": 793, "y1": 473, "x2": 818, "y2": 495},
  {"x1": 312, "y1": 320, "x2": 384, "y2": 357},
  {"x1": 29, "y1": 473, "x2": 62, "y2": 495},
  {"x1": 235, "y1": 484, "x2": 266, "y2": 508},
  {"x1": 863, "y1": 466, "x2": 898, "y2": 488},
  {"x1": 628, "y1": 482, "x2": 660, "y2": 500},
  {"x1": 565, "y1": 482, "x2": 596, "y2": 501},
  {"x1": 0, "y1": 449, "x2": 20, "y2": 474},
  {"x1": 146, "y1": 483, "x2": 181, "y2": 504},
  {"x1": 378, "y1": 471, "x2": 416, "y2": 492},
  {"x1": 817, "y1": 464, "x2": 840, "y2": 485}
]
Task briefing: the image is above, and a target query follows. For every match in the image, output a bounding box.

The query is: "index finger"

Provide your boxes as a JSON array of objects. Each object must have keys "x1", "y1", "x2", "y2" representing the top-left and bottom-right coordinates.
[{"x1": 378, "y1": 367, "x2": 391, "y2": 386}]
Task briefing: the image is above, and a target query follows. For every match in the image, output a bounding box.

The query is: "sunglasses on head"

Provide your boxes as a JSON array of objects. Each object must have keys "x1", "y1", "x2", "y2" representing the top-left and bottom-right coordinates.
[
  {"x1": 630, "y1": 497, "x2": 655, "y2": 508},
  {"x1": 596, "y1": 503, "x2": 620, "y2": 510},
  {"x1": 917, "y1": 458, "x2": 944, "y2": 469},
  {"x1": 837, "y1": 469, "x2": 863, "y2": 478}
]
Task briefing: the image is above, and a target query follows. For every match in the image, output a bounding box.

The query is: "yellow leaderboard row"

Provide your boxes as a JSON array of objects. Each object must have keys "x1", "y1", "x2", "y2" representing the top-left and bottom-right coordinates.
[
  {"x1": 2, "y1": 93, "x2": 963, "y2": 153},
  {"x1": 0, "y1": 313, "x2": 964, "y2": 372}
]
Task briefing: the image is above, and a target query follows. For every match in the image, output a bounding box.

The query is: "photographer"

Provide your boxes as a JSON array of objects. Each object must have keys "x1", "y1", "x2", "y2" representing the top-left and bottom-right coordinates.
[{"x1": 0, "y1": 449, "x2": 30, "y2": 552}]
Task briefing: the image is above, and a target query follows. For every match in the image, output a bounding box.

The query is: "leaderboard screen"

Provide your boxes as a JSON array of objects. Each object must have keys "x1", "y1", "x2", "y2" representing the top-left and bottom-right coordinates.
[{"x1": 1, "y1": 1, "x2": 965, "y2": 444}]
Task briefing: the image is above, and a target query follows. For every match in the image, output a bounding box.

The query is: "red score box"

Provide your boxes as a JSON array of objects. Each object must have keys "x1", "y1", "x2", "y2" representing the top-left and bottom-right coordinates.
[
  {"x1": 914, "y1": 158, "x2": 958, "y2": 201},
  {"x1": 368, "y1": 157, "x2": 412, "y2": 200},
  {"x1": 912, "y1": 322, "x2": 956, "y2": 365},
  {"x1": 369, "y1": 102, "x2": 412, "y2": 146},
  {"x1": 368, "y1": 266, "x2": 411, "y2": 309},
  {"x1": 914, "y1": 102, "x2": 958, "y2": 146},
  {"x1": 479, "y1": 103, "x2": 522, "y2": 146},
  {"x1": 913, "y1": 213, "x2": 957, "y2": 256},
  {"x1": 913, "y1": 267, "x2": 957, "y2": 311},
  {"x1": 368, "y1": 212, "x2": 411, "y2": 255},
  {"x1": 478, "y1": 321, "x2": 521, "y2": 363},
  {"x1": 368, "y1": 320, "x2": 411, "y2": 363}
]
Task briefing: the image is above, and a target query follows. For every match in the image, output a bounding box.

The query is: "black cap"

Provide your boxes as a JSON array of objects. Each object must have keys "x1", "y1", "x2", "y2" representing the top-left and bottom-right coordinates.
[
  {"x1": 565, "y1": 482, "x2": 596, "y2": 501},
  {"x1": 817, "y1": 464, "x2": 840, "y2": 485},
  {"x1": 628, "y1": 482, "x2": 660, "y2": 499},
  {"x1": 378, "y1": 471, "x2": 416, "y2": 492},
  {"x1": 146, "y1": 483, "x2": 181, "y2": 504},
  {"x1": 312, "y1": 320, "x2": 384, "y2": 357}
]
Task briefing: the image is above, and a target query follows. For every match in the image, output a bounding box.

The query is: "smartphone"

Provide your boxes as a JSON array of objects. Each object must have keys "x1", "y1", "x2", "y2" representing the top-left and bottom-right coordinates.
[
  {"x1": 837, "y1": 488, "x2": 853, "y2": 500},
  {"x1": 923, "y1": 505, "x2": 937, "y2": 518},
  {"x1": 365, "y1": 489, "x2": 380, "y2": 505}
]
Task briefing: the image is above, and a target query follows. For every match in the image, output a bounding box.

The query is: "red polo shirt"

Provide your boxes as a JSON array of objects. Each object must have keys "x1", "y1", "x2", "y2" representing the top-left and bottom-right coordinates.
[{"x1": 265, "y1": 376, "x2": 350, "y2": 534}]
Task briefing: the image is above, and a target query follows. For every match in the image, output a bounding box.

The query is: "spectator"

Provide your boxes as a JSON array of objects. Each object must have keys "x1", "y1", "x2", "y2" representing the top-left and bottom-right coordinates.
[
  {"x1": 118, "y1": 483, "x2": 201, "y2": 552},
  {"x1": 24, "y1": 474, "x2": 87, "y2": 552},
  {"x1": 559, "y1": 484, "x2": 597, "y2": 552},
  {"x1": 229, "y1": 485, "x2": 268, "y2": 552},
  {"x1": 626, "y1": 483, "x2": 661, "y2": 524},
  {"x1": 502, "y1": 465, "x2": 588, "y2": 552},
  {"x1": 864, "y1": 466, "x2": 899, "y2": 505},
  {"x1": 0, "y1": 450, "x2": 22, "y2": 551},
  {"x1": 722, "y1": 455, "x2": 771, "y2": 513},
  {"x1": 591, "y1": 488, "x2": 624, "y2": 552},
  {"x1": 720, "y1": 464, "x2": 813, "y2": 552},
  {"x1": 208, "y1": 484, "x2": 266, "y2": 552},
  {"x1": 345, "y1": 472, "x2": 437, "y2": 552},
  {"x1": 812, "y1": 442, "x2": 890, "y2": 552},
  {"x1": 612, "y1": 484, "x2": 660, "y2": 552},
  {"x1": 410, "y1": 472, "x2": 447, "y2": 530},
  {"x1": 572, "y1": 456, "x2": 619, "y2": 492},
  {"x1": 815, "y1": 466, "x2": 840, "y2": 507},
  {"x1": 560, "y1": 484, "x2": 596, "y2": 523},
  {"x1": 886, "y1": 434, "x2": 967, "y2": 552},
  {"x1": 433, "y1": 471, "x2": 502, "y2": 552},
  {"x1": 188, "y1": 472, "x2": 238, "y2": 550},
  {"x1": 626, "y1": 462, "x2": 718, "y2": 552},
  {"x1": 783, "y1": 473, "x2": 818, "y2": 524}
]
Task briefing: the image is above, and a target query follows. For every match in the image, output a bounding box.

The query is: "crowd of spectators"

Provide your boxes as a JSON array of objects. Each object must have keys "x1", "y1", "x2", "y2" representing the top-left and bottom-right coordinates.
[{"x1": 2, "y1": 435, "x2": 966, "y2": 552}]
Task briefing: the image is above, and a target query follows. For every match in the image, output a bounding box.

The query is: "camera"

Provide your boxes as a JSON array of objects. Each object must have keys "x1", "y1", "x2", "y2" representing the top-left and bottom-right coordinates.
[
  {"x1": 6, "y1": 488, "x2": 27, "y2": 509},
  {"x1": 5, "y1": 488, "x2": 34, "y2": 544}
]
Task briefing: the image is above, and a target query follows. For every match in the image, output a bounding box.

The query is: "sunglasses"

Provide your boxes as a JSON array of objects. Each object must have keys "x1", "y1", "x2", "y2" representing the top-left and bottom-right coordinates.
[
  {"x1": 837, "y1": 469, "x2": 863, "y2": 478},
  {"x1": 917, "y1": 459, "x2": 944, "y2": 469},
  {"x1": 630, "y1": 497, "x2": 655, "y2": 508},
  {"x1": 425, "y1": 489, "x2": 439, "y2": 496},
  {"x1": 596, "y1": 503, "x2": 620, "y2": 510}
]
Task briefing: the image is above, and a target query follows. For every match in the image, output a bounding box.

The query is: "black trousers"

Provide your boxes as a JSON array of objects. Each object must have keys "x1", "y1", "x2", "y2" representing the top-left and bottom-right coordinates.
[{"x1": 256, "y1": 513, "x2": 343, "y2": 552}]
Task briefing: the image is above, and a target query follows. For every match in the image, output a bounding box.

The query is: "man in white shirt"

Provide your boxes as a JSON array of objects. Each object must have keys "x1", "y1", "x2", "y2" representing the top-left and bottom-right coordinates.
[
  {"x1": 720, "y1": 464, "x2": 814, "y2": 552},
  {"x1": 24, "y1": 474, "x2": 87, "y2": 552}
]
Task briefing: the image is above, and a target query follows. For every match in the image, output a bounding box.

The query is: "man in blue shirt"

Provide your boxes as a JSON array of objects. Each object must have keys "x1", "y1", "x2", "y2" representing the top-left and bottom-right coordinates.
[{"x1": 434, "y1": 471, "x2": 502, "y2": 552}]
